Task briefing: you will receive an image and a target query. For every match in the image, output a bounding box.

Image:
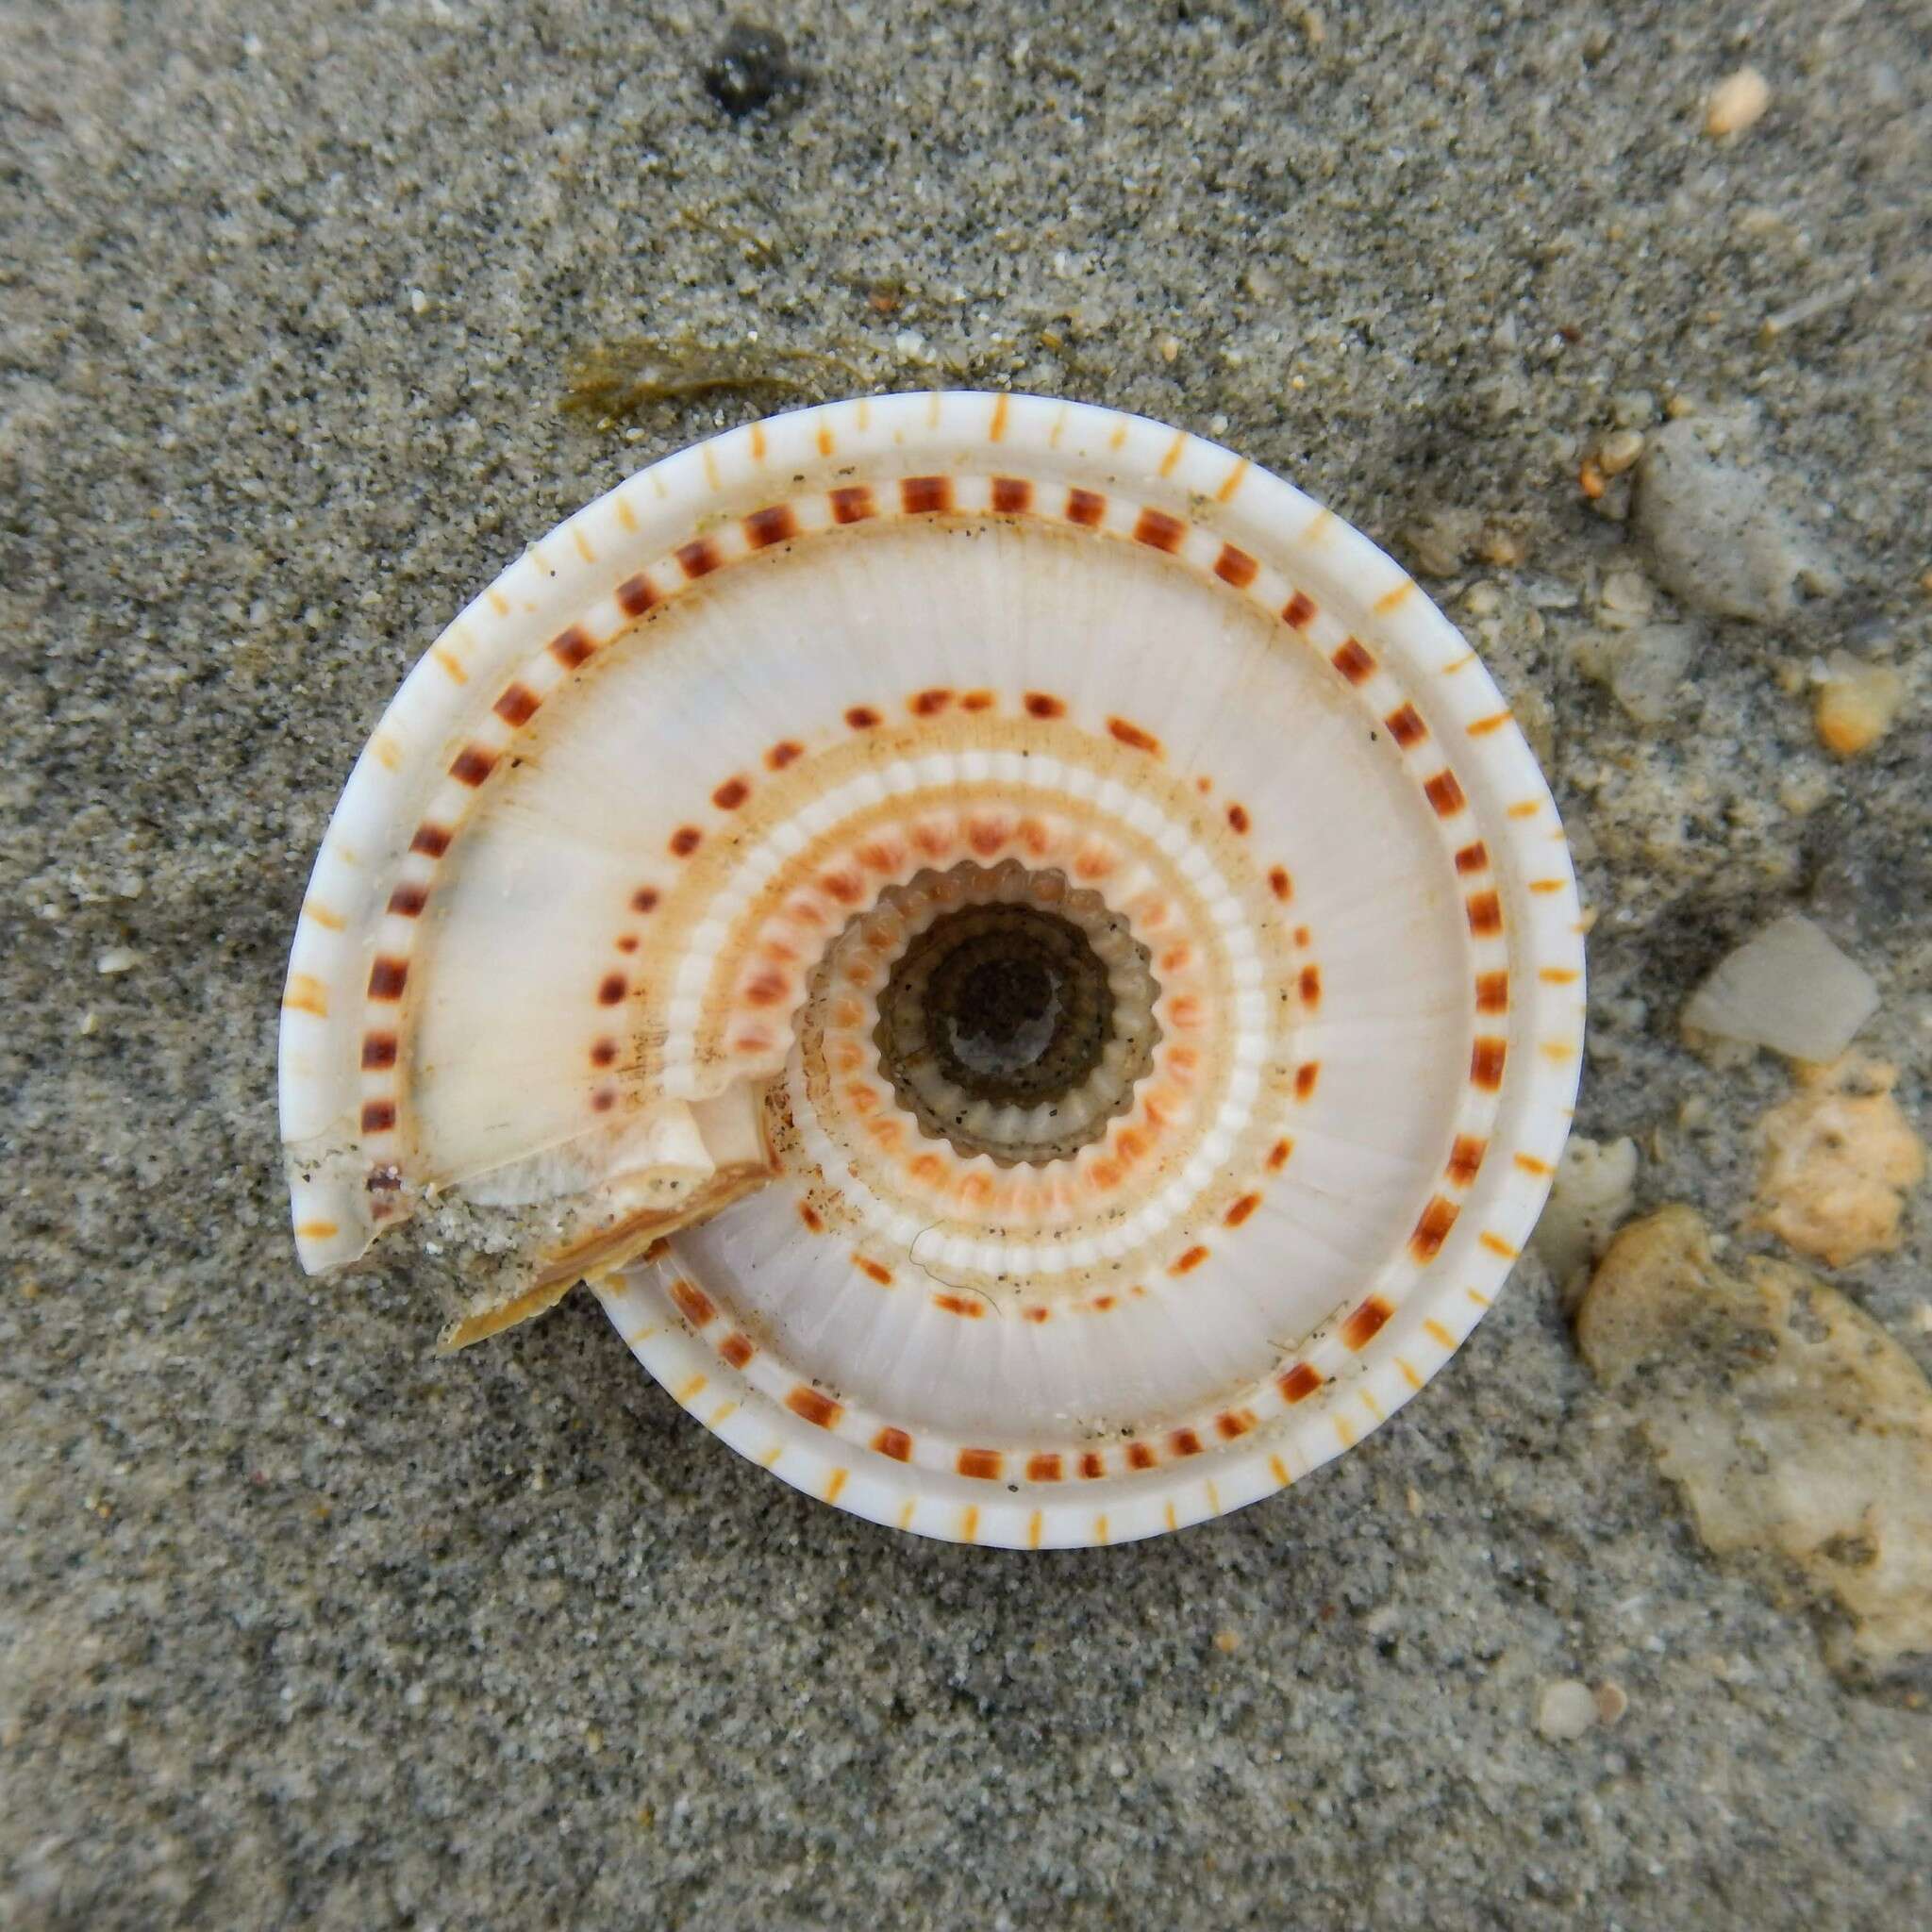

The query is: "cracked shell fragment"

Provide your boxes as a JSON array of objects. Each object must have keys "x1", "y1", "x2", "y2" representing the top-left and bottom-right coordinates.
[{"x1": 277, "y1": 391, "x2": 1586, "y2": 1546}]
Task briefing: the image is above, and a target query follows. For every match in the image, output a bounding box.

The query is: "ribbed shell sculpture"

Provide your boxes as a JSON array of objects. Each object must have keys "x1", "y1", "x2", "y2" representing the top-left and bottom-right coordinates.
[{"x1": 278, "y1": 391, "x2": 1585, "y2": 1547}]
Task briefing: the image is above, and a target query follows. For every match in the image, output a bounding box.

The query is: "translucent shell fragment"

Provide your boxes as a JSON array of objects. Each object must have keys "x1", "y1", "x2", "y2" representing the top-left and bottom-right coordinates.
[{"x1": 278, "y1": 391, "x2": 1586, "y2": 1545}]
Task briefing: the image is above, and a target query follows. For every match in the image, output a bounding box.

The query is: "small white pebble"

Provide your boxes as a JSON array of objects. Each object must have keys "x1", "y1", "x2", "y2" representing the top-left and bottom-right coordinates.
[
  {"x1": 76, "y1": 1010, "x2": 100, "y2": 1037},
  {"x1": 1537, "y1": 1678, "x2": 1599, "y2": 1741},
  {"x1": 1208, "y1": 413, "x2": 1229, "y2": 437},
  {"x1": 409, "y1": 288, "x2": 429, "y2": 316},
  {"x1": 1705, "y1": 67, "x2": 1772, "y2": 138},
  {"x1": 1599, "y1": 568, "x2": 1654, "y2": 616},
  {"x1": 95, "y1": 947, "x2": 139, "y2": 974}
]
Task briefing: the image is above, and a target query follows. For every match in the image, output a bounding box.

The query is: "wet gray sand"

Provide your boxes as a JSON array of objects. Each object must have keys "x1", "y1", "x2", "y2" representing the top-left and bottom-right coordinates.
[{"x1": 4, "y1": 3, "x2": 1929, "y2": 1925}]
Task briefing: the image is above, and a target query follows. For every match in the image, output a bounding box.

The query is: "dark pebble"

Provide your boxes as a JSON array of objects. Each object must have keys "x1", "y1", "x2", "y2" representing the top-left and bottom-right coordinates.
[{"x1": 701, "y1": 20, "x2": 804, "y2": 120}]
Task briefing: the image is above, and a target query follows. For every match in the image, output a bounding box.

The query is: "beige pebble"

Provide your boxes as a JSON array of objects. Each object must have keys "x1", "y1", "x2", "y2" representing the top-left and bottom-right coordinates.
[
  {"x1": 1706, "y1": 67, "x2": 1772, "y2": 137},
  {"x1": 1476, "y1": 525, "x2": 1523, "y2": 568},
  {"x1": 1156, "y1": 333, "x2": 1180, "y2": 363},
  {"x1": 1213, "y1": 1628, "x2": 1241, "y2": 1655},
  {"x1": 1752, "y1": 1056, "x2": 1926, "y2": 1268},
  {"x1": 1537, "y1": 1679, "x2": 1599, "y2": 1741},
  {"x1": 1815, "y1": 658, "x2": 1904, "y2": 757},
  {"x1": 1597, "y1": 428, "x2": 1644, "y2": 476},
  {"x1": 1593, "y1": 1681, "x2": 1629, "y2": 1726},
  {"x1": 1577, "y1": 1206, "x2": 1932, "y2": 1671}
]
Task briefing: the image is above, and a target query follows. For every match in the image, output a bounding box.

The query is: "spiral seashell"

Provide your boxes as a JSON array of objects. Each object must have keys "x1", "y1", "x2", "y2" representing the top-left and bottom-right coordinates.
[{"x1": 279, "y1": 391, "x2": 1585, "y2": 1546}]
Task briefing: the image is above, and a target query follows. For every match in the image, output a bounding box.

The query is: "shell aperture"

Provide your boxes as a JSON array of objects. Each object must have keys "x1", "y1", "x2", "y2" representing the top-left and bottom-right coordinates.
[{"x1": 278, "y1": 391, "x2": 1585, "y2": 1544}]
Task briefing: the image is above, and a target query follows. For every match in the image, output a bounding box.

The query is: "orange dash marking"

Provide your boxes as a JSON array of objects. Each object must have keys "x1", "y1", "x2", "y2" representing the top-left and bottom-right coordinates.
[
  {"x1": 1331, "y1": 638, "x2": 1374, "y2": 684},
  {"x1": 1385, "y1": 703, "x2": 1427, "y2": 749},
  {"x1": 282, "y1": 974, "x2": 329, "y2": 1017},
  {"x1": 1410, "y1": 1195, "x2": 1460, "y2": 1261},
  {"x1": 1278, "y1": 1362, "x2": 1323, "y2": 1403},
  {"x1": 670, "y1": 1279, "x2": 716, "y2": 1326},
  {"x1": 786, "y1": 1387, "x2": 841, "y2": 1429}
]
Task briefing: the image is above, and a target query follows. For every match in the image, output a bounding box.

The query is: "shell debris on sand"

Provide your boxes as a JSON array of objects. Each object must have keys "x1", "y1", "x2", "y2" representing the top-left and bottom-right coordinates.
[
  {"x1": 1682, "y1": 913, "x2": 1878, "y2": 1064},
  {"x1": 1530, "y1": 1134, "x2": 1639, "y2": 1291},
  {"x1": 1577, "y1": 1206, "x2": 1932, "y2": 1673},
  {"x1": 1752, "y1": 1056, "x2": 1926, "y2": 1269}
]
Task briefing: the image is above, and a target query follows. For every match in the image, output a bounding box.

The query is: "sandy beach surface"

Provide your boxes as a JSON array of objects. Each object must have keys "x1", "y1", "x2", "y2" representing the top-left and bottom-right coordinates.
[{"x1": 4, "y1": 3, "x2": 1929, "y2": 1925}]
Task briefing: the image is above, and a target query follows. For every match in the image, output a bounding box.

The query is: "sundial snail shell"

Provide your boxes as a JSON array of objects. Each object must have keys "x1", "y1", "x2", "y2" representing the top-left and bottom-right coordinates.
[{"x1": 278, "y1": 391, "x2": 1586, "y2": 1547}]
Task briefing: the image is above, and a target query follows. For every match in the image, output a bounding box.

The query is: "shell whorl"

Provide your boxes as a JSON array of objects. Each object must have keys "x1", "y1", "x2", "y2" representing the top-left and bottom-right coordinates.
[{"x1": 278, "y1": 390, "x2": 1586, "y2": 1546}]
